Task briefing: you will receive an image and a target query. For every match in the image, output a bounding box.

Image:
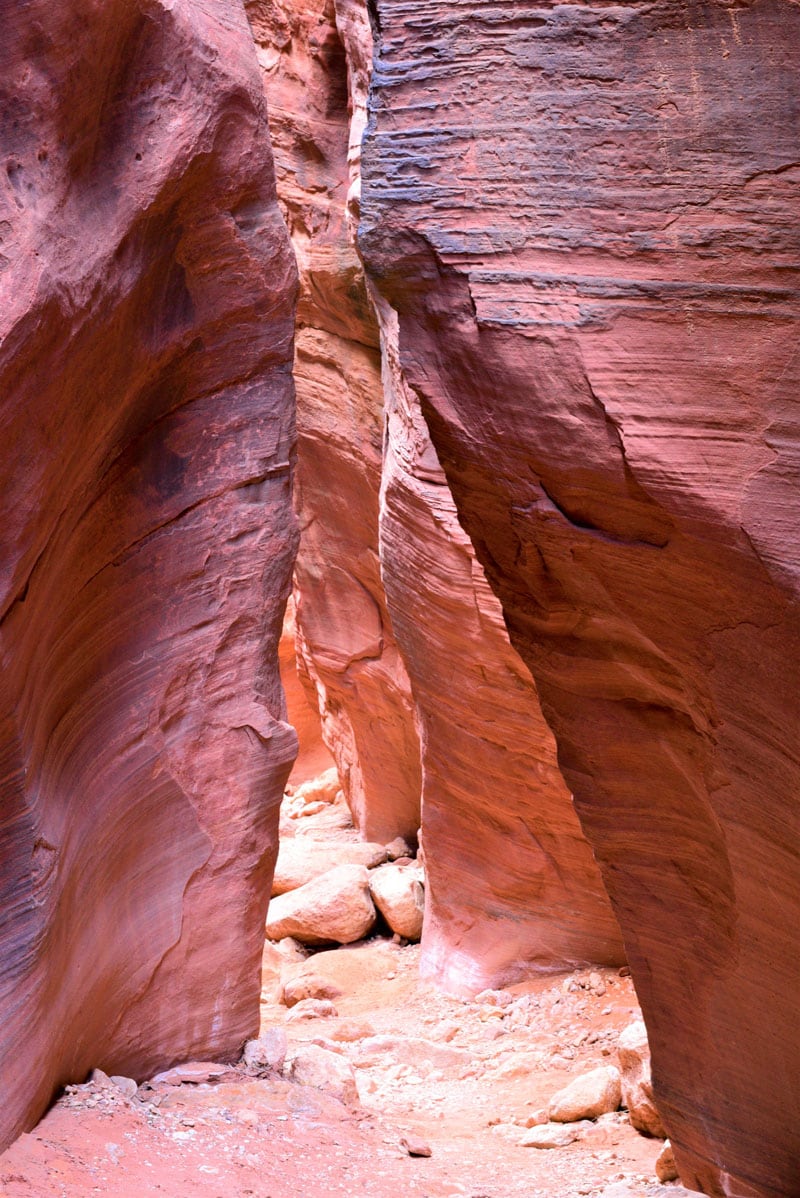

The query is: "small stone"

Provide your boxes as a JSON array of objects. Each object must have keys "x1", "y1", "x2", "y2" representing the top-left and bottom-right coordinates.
[
  {"x1": 243, "y1": 1028, "x2": 288, "y2": 1073},
  {"x1": 524, "y1": 1109, "x2": 549, "y2": 1127},
  {"x1": 521, "y1": 1121, "x2": 588, "y2": 1148},
  {"x1": 400, "y1": 1135, "x2": 432, "y2": 1157},
  {"x1": 151, "y1": 1061, "x2": 230, "y2": 1086},
  {"x1": 588, "y1": 971, "x2": 606, "y2": 996},
  {"x1": 548, "y1": 1066, "x2": 622, "y2": 1123},
  {"x1": 656, "y1": 1139, "x2": 679, "y2": 1183},
  {"x1": 475, "y1": 989, "x2": 514, "y2": 1008}
]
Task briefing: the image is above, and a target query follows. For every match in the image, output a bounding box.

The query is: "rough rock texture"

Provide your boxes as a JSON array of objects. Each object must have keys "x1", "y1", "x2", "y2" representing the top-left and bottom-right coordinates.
[
  {"x1": 246, "y1": 0, "x2": 422, "y2": 843},
  {"x1": 0, "y1": 0, "x2": 297, "y2": 1152},
  {"x1": 256, "y1": 0, "x2": 623, "y2": 993},
  {"x1": 360, "y1": 3, "x2": 800, "y2": 1195}
]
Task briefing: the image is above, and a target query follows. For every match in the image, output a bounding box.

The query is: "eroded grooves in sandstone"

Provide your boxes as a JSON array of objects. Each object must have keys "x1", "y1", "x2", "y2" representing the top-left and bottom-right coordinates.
[
  {"x1": 0, "y1": 0, "x2": 298, "y2": 1150},
  {"x1": 253, "y1": 0, "x2": 624, "y2": 993},
  {"x1": 360, "y1": 2, "x2": 800, "y2": 1195}
]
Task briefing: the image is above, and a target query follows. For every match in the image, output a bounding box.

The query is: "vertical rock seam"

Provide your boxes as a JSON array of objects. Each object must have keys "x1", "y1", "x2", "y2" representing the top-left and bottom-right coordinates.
[
  {"x1": 360, "y1": 2, "x2": 800, "y2": 1195},
  {"x1": 0, "y1": 0, "x2": 298, "y2": 1150}
]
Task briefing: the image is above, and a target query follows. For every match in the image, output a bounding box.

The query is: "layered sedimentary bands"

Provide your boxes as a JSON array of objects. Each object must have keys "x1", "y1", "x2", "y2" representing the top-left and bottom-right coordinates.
[
  {"x1": 254, "y1": 0, "x2": 623, "y2": 991},
  {"x1": 0, "y1": 0, "x2": 297, "y2": 1151},
  {"x1": 359, "y1": 3, "x2": 800, "y2": 1196}
]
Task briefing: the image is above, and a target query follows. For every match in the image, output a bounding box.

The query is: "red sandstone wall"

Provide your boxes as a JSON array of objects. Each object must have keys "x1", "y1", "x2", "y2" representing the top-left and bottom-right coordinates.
[
  {"x1": 360, "y1": 2, "x2": 800, "y2": 1194},
  {"x1": 0, "y1": 0, "x2": 297, "y2": 1151}
]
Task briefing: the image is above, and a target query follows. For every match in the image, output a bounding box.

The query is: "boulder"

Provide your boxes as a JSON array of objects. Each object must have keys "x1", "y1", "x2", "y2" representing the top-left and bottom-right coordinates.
[
  {"x1": 368, "y1": 864, "x2": 425, "y2": 940},
  {"x1": 265, "y1": 864, "x2": 376, "y2": 945},
  {"x1": 618, "y1": 1020, "x2": 666, "y2": 1139},
  {"x1": 287, "y1": 1044, "x2": 360, "y2": 1106},
  {"x1": 548, "y1": 1067, "x2": 622, "y2": 1123},
  {"x1": 272, "y1": 839, "x2": 388, "y2": 896}
]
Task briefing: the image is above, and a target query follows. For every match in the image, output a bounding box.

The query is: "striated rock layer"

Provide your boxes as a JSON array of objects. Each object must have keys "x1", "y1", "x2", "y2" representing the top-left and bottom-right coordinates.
[
  {"x1": 248, "y1": 0, "x2": 422, "y2": 842},
  {"x1": 0, "y1": 0, "x2": 297, "y2": 1151},
  {"x1": 256, "y1": 0, "x2": 623, "y2": 989},
  {"x1": 360, "y1": 2, "x2": 800, "y2": 1195},
  {"x1": 379, "y1": 302, "x2": 624, "y2": 990}
]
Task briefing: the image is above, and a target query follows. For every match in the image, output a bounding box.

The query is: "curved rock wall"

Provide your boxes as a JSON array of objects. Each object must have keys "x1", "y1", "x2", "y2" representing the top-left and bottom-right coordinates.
[
  {"x1": 0, "y1": 0, "x2": 297, "y2": 1150},
  {"x1": 360, "y1": 2, "x2": 800, "y2": 1194},
  {"x1": 257, "y1": 0, "x2": 623, "y2": 989}
]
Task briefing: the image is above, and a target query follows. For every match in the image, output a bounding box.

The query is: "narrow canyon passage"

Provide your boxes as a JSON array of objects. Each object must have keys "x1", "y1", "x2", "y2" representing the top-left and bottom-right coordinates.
[{"x1": 0, "y1": 0, "x2": 798, "y2": 1196}]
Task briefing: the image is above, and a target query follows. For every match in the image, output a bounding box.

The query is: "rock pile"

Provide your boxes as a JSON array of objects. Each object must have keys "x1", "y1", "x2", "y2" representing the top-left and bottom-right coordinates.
[{"x1": 266, "y1": 773, "x2": 426, "y2": 946}]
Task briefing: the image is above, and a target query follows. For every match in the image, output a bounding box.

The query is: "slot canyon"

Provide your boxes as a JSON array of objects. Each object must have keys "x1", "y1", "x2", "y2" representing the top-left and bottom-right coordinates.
[{"x1": 0, "y1": 1, "x2": 797, "y2": 1196}]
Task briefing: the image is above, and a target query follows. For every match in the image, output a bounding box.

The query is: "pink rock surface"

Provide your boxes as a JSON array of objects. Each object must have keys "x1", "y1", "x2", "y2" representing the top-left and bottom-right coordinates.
[
  {"x1": 248, "y1": 0, "x2": 422, "y2": 842},
  {"x1": 0, "y1": 0, "x2": 297, "y2": 1151},
  {"x1": 360, "y1": 3, "x2": 800, "y2": 1195}
]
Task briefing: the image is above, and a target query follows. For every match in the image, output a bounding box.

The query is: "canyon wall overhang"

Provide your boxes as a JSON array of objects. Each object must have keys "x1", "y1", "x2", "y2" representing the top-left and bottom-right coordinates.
[{"x1": 359, "y1": 2, "x2": 800, "y2": 1194}]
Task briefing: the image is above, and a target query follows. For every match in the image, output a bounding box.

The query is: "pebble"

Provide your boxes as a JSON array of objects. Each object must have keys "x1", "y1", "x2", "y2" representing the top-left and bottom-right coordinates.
[{"x1": 400, "y1": 1135, "x2": 432, "y2": 1157}]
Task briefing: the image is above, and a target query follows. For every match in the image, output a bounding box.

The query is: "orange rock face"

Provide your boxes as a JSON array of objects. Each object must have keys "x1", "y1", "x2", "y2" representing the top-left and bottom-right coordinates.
[
  {"x1": 248, "y1": 0, "x2": 422, "y2": 843},
  {"x1": 255, "y1": 0, "x2": 623, "y2": 991},
  {"x1": 360, "y1": 3, "x2": 800, "y2": 1195},
  {"x1": 0, "y1": 0, "x2": 297, "y2": 1151}
]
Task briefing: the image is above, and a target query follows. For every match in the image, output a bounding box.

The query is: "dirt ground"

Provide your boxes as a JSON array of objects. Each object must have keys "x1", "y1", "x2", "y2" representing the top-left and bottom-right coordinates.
[{"x1": 0, "y1": 933, "x2": 693, "y2": 1198}]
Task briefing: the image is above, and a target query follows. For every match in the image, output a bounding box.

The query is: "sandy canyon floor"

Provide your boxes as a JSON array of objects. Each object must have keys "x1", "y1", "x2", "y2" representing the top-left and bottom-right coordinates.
[{"x1": 0, "y1": 933, "x2": 694, "y2": 1198}]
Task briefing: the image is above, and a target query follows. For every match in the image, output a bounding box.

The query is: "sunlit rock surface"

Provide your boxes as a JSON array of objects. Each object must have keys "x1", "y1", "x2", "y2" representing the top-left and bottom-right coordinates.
[
  {"x1": 360, "y1": 2, "x2": 800, "y2": 1194},
  {"x1": 0, "y1": 0, "x2": 297, "y2": 1150}
]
